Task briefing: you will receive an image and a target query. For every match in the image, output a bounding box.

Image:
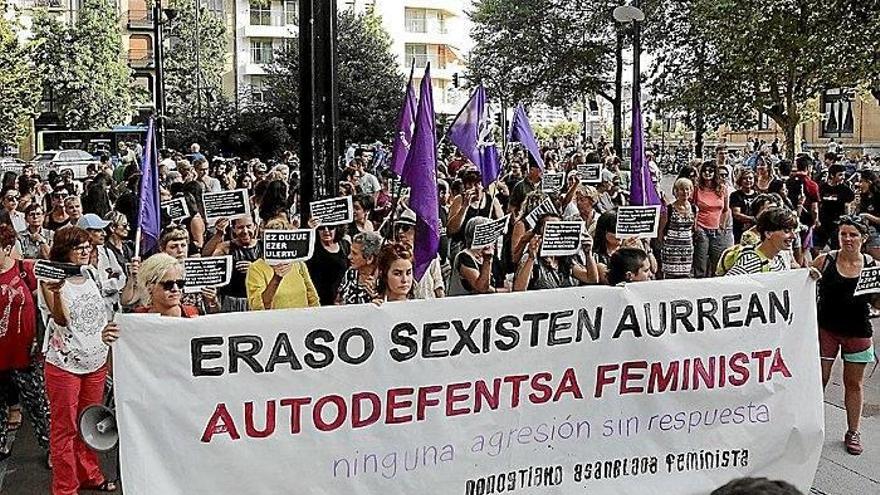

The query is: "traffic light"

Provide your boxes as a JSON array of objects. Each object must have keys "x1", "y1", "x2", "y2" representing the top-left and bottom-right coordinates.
[
  {"x1": 494, "y1": 112, "x2": 503, "y2": 128},
  {"x1": 452, "y1": 72, "x2": 460, "y2": 88}
]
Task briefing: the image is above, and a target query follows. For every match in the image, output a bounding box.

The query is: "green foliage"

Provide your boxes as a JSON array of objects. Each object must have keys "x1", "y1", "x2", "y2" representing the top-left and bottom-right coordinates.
[
  {"x1": 534, "y1": 120, "x2": 582, "y2": 141},
  {"x1": 264, "y1": 9, "x2": 406, "y2": 146},
  {"x1": 652, "y1": 0, "x2": 880, "y2": 159},
  {"x1": 0, "y1": 0, "x2": 41, "y2": 150},
  {"x1": 163, "y1": 2, "x2": 228, "y2": 133},
  {"x1": 31, "y1": 0, "x2": 135, "y2": 129}
]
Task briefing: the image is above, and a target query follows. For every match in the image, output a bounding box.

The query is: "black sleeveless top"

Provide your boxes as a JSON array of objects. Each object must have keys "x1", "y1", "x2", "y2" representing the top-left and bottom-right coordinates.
[
  {"x1": 450, "y1": 195, "x2": 494, "y2": 245},
  {"x1": 817, "y1": 252, "x2": 874, "y2": 338},
  {"x1": 220, "y1": 243, "x2": 262, "y2": 298}
]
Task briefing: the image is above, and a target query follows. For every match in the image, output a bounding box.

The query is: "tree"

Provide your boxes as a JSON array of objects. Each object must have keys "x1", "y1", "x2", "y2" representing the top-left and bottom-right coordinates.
[
  {"x1": 466, "y1": 0, "x2": 661, "y2": 156},
  {"x1": 682, "y1": 0, "x2": 878, "y2": 161},
  {"x1": 163, "y1": 0, "x2": 228, "y2": 136},
  {"x1": 0, "y1": 0, "x2": 41, "y2": 152},
  {"x1": 31, "y1": 0, "x2": 135, "y2": 128},
  {"x1": 264, "y1": 9, "x2": 404, "y2": 146}
]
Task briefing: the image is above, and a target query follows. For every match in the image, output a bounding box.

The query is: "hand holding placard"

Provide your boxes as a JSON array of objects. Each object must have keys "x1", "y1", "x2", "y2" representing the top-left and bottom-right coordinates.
[
  {"x1": 854, "y1": 265, "x2": 880, "y2": 296},
  {"x1": 616, "y1": 206, "x2": 661, "y2": 239}
]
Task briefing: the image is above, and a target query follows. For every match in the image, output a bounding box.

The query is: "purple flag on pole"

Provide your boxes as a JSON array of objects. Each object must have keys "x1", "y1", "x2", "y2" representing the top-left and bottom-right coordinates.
[
  {"x1": 447, "y1": 84, "x2": 501, "y2": 186},
  {"x1": 137, "y1": 118, "x2": 161, "y2": 254},
  {"x1": 402, "y1": 64, "x2": 440, "y2": 281},
  {"x1": 508, "y1": 103, "x2": 545, "y2": 170},
  {"x1": 390, "y1": 68, "x2": 417, "y2": 176},
  {"x1": 629, "y1": 96, "x2": 661, "y2": 206}
]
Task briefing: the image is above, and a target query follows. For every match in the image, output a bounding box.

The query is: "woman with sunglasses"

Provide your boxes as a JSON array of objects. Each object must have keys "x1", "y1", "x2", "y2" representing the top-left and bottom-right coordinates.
[
  {"x1": 813, "y1": 216, "x2": 878, "y2": 455},
  {"x1": 44, "y1": 188, "x2": 70, "y2": 231},
  {"x1": 306, "y1": 221, "x2": 350, "y2": 306},
  {"x1": 38, "y1": 227, "x2": 116, "y2": 494},
  {"x1": 106, "y1": 254, "x2": 197, "y2": 326},
  {"x1": 692, "y1": 160, "x2": 732, "y2": 277},
  {"x1": 2, "y1": 186, "x2": 25, "y2": 232}
]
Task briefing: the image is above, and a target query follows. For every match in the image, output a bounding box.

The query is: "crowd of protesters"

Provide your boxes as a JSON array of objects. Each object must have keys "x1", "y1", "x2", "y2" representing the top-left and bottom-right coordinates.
[{"x1": 1, "y1": 134, "x2": 879, "y2": 493}]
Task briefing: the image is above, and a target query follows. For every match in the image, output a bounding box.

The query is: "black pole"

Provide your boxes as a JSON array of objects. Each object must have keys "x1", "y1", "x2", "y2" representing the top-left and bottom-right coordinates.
[
  {"x1": 153, "y1": 0, "x2": 166, "y2": 148},
  {"x1": 195, "y1": 0, "x2": 202, "y2": 122},
  {"x1": 312, "y1": 0, "x2": 338, "y2": 198},
  {"x1": 632, "y1": 0, "x2": 641, "y2": 135},
  {"x1": 298, "y1": 0, "x2": 314, "y2": 227}
]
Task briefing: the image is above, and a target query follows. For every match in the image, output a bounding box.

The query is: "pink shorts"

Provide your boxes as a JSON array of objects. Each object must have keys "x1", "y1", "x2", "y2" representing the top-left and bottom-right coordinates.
[{"x1": 819, "y1": 329, "x2": 875, "y2": 364}]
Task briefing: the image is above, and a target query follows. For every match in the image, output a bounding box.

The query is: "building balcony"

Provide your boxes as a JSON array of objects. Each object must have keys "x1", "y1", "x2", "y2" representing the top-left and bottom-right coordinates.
[
  {"x1": 21, "y1": 0, "x2": 65, "y2": 9},
  {"x1": 128, "y1": 9, "x2": 153, "y2": 29},
  {"x1": 128, "y1": 50, "x2": 154, "y2": 68},
  {"x1": 404, "y1": 0, "x2": 461, "y2": 16},
  {"x1": 244, "y1": 63, "x2": 269, "y2": 76},
  {"x1": 245, "y1": 11, "x2": 297, "y2": 38}
]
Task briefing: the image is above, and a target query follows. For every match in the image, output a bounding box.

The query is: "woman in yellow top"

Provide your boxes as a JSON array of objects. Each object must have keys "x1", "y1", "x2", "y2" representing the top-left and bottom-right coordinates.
[{"x1": 246, "y1": 219, "x2": 320, "y2": 310}]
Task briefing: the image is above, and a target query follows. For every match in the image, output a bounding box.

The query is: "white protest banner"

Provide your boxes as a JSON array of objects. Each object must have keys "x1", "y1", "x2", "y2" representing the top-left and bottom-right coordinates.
[
  {"x1": 33, "y1": 260, "x2": 83, "y2": 280},
  {"x1": 310, "y1": 196, "x2": 354, "y2": 226},
  {"x1": 263, "y1": 229, "x2": 314, "y2": 264},
  {"x1": 114, "y1": 271, "x2": 823, "y2": 495},
  {"x1": 541, "y1": 172, "x2": 565, "y2": 193},
  {"x1": 616, "y1": 205, "x2": 661, "y2": 239},
  {"x1": 161, "y1": 197, "x2": 190, "y2": 222},
  {"x1": 577, "y1": 163, "x2": 602, "y2": 184},
  {"x1": 853, "y1": 265, "x2": 880, "y2": 296},
  {"x1": 524, "y1": 197, "x2": 559, "y2": 230},
  {"x1": 471, "y1": 215, "x2": 509, "y2": 249},
  {"x1": 183, "y1": 256, "x2": 233, "y2": 294},
  {"x1": 203, "y1": 189, "x2": 250, "y2": 223},
  {"x1": 540, "y1": 221, "x2": 583, "y2": 257}
]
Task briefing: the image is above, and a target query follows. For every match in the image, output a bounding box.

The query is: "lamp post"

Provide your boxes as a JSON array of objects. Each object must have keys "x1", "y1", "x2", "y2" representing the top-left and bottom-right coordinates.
[
  {"x1": 613, "y1": 2, "x2": 645, "y2": 160},
  {"x1": 152, "y1": 0, "x2": 177, "y2": 149}
]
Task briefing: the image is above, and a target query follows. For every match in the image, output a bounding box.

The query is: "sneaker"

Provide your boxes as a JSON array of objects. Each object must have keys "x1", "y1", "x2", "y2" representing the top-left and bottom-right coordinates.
[{"x1": 845, "y1": 430, "x2": 864, "y2": 455}]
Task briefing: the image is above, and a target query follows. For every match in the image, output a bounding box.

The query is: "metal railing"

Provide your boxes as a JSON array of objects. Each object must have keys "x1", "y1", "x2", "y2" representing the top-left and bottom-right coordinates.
[
  {"x1": 405, "y1": 18, "x2": 426, "y2": 33},
  {"x1": 21, "y1": 0, "x2": 65, "y2": 8},
  {"x1": 404, "y1": 54, "x2": 445, "y2": 69},
  {"x1": 248, "y1": 10, "x2": 297, "y2": 27}
]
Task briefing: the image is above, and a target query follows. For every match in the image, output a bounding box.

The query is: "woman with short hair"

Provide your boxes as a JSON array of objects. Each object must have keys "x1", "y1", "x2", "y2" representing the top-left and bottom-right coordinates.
[
  {"x1": 725, "y1": 207, "x2": 798, "y2": 275},
  {"x1": 336, "y1": 231, "x2": 382, "y2": 305}
]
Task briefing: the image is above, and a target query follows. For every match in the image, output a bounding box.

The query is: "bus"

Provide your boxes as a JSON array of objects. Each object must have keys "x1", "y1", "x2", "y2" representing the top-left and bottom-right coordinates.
[{"x1": 36, "y1": 126, "x2": 148, "y2": 158}]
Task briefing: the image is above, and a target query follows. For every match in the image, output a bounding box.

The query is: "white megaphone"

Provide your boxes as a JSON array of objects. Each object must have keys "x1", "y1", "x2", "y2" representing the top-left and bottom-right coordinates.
[{"x1": 79, "y1": 404, "x2": 118, "y2": 452}]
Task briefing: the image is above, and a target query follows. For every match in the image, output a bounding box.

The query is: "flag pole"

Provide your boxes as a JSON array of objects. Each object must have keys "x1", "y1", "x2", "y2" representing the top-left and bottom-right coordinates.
[{"x1": 387, "y1": 60, "x2": 418, "y2": 242}]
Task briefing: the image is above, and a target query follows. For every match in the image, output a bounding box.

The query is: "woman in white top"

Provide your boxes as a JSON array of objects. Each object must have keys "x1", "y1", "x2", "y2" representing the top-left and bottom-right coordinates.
[{"x1": 39, "y1": 226, "x2": 116, "y2": 494}]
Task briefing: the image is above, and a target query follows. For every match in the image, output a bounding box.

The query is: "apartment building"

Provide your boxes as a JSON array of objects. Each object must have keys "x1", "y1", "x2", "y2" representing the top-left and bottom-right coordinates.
[{"x1": 233, "y1": 0, "x2": 299, "y2": 104}]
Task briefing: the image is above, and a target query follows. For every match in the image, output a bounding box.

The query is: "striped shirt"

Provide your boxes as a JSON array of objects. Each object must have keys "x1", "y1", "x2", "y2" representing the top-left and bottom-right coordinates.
[{"x1": 725, "y1": 248, "x2": 787, "y2": 276}]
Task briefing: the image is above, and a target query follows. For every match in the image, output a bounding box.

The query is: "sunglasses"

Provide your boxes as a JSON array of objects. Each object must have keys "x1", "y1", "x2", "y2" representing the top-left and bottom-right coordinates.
[
  {"x1": 52, "y1": 193, "x2": 67, "y2": 198},
  {"x1": 4, "y1": 195, "x2": 19, "y2": 201},
  {"x1": 317, "y1": 225, "x2": 333, "y2": 232},
  {"x1": 395, "y1": 224, "x2": 414, "y2": 233},
  {"x1": 159, "y1": 279, "x2": 186, "y2": 291}
]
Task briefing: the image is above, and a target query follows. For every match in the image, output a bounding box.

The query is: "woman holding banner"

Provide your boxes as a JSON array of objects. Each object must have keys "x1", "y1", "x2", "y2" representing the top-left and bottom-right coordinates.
[
  {"x1": 813, "y1": 215, "x2": 878, "y2": 456},
  {"x1": 374, "y1": 243, "x2": 414, "y2": 303},
  {"x1": 39, "y1": 226, "x2": 116, "y2": 494}
]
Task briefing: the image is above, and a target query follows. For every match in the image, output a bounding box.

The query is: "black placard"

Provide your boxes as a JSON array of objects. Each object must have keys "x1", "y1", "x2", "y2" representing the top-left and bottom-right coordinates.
[
  {"x1": 539, "y1": 221, "x2": 583, "y2": 257},
  {"x1": 161, "y1": 197, "x2": 191, "y2": 222},
  {"x1": 309, "y1": 196, "x2": 354, "y2": 226},
  {"x1": 263, "y1": 230, "x2": 315, "y2": 264},
  {"x1": 183, "y1": 256, "x2": 232, "y2": 294},
  {"x1": 34, "y1": 261, "x2": 83, "y2": 280},
  {"x1": 203, "y1": 189, "x2": 250, "y2": 223},
  {"x1": 577, "y1": 163, "x2": 602, "y2": 184},
  {"x1": 541, "y1": 172, "x2": 565, "y2": 193},
  {"x1": 854, "y1": 265, "x2": 880, "y2": 296},
  {"x1": 616, "y1": 205, "x2": 661, "y2": 238},
  {"x1": 471, "y1": 215, "x2": 509, "y2": 249},
  {"x1": 524, "y1": 197, "x2": 559, "y2": 230}
]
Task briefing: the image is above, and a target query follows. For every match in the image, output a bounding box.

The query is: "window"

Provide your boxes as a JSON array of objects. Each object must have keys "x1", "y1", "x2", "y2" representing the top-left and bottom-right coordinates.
[
  {"x1": 251, "y1": 39, "x2": 274, "y2": 64},
  {"x1": 250, "y1": 76, "x2": 267, "y2": 103},
  {"x1": 284, "y1": 0, "x2": 297, "y2": 25},
  {"x1": 250, "y1": 2, "x2": 271, "y2": 26},
  {"x1": 822, "y1": 88, "x2": 855, "y2": 137},
  {"x1": 405, "y1": 8, "x2": 426, "y2": 33},
  {"x1": 756, "y1": 113, "x2": 771, "y2": 131},
  {"x1": 206, "y1": 0, "x2": 223, "y2": 12},
  {"x1": 404, "y1": 43, "x2": 428, "y2": 68}
]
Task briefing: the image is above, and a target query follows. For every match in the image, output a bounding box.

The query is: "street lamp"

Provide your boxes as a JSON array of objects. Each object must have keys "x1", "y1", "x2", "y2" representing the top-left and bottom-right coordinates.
[{"x1": 613, "y1": 2, "x2": 645, "y2": 161}]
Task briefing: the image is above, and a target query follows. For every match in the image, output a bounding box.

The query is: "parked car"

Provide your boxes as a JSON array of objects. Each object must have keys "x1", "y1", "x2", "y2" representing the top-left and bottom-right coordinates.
[
  {"x1": 31, "y1": 149, "x2": 98, "y2": 180},
  {"x1": 0, "y1": 157, "x2": 27, "y2": 174}
]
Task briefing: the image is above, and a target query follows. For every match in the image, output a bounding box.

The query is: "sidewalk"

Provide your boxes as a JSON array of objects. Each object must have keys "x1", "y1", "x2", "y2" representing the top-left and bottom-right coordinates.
[{"x1": 812, "y1": 392, "x2": 880, "y2": 493}]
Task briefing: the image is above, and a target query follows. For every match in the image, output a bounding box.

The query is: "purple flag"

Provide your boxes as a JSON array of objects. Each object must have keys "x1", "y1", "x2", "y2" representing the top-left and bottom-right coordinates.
[
  {"x1": 448, "y1": 84, "x2": 501, "y2": 186},
  {"x1": 629, "y1": 97, "x2": 661, "y2": 206},
  {"x1": 401, "y1": 64, "x2": 440, "y2": 281},
  {"x1": 390, "y1": 68, "x2": 417, "y2": 176},
  {"x1": 508, "y1": 103, "x2": 545, "y2": 170},
  {"x1": 137, "y1": 118, "x2": 161, "y2": 254}
]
